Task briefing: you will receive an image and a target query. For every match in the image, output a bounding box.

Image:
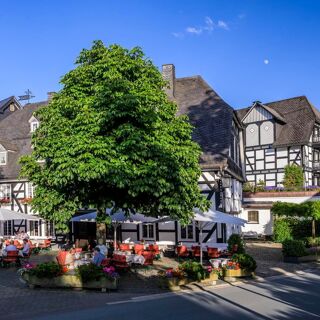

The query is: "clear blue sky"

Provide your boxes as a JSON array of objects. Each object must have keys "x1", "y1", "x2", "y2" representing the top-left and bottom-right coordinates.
[{"x1": 1, "y1": 0, "x2": 319, "y2": 109}]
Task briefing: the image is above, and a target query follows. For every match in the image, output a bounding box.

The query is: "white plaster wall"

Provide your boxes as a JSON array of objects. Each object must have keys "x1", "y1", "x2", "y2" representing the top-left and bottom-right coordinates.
[{"x1": 239, "y1": 209, "x2": 273, "y2": 235}]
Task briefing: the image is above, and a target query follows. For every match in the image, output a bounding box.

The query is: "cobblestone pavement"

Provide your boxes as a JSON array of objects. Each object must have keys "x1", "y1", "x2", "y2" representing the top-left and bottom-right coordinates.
[
  {"x1": 245, "y1": 241, "x2": 320, "y2": 277},
  {"x1": 2, "y1": 243, "x2": 320, "y2": 319}
]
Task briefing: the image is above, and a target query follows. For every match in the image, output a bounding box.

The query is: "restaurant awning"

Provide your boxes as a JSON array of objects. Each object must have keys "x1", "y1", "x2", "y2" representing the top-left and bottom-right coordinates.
[{"x1": 0, "y1": 208, "x2": 39, "y2": 221}]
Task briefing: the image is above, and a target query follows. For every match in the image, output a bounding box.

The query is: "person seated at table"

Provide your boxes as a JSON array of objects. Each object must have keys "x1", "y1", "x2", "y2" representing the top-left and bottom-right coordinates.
[
  {"x1": 21, "y1": 238, "x2": 30, "y2": 257},
  {"x1": 62, "y1": 239, "x2": 73, "y2": 251},
  {"x1": 96, "y1": 239, "x2": 108, "y2": 256},
  {"x1": 5, "y1": 240, "x2": 17, "y2": 252},
  {"x1": 92, "y1": 247, "x2": 105, "y2": 266},
  {"x1": 88, "y1": 238, "x2": 97, "y2": 251},
  {"x1": 20, "y1": 231, "x2": 29, "y2": 240}
]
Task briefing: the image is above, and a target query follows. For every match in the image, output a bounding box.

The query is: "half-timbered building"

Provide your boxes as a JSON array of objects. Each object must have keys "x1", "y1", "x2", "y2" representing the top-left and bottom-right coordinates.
[
  {"x1": 0, "y1": 97, "x2": 54, "y2": 239},
  {"x1": 116, "y1": 65, "x2": 246, "y2": 245},
  {"x1": 236, "y1": 96, "x2": 320, "y2": 236}
]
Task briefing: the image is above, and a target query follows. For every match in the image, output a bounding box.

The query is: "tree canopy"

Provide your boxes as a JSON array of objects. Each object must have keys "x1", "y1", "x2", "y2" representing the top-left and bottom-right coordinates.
[{"x1": 20, "y1": 40, "x2": 208, "y2": 232}]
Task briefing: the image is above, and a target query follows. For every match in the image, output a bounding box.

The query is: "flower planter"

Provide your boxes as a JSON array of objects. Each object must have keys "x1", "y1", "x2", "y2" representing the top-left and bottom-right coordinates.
[
  {"x1": 283, "y1": 255, "x2": 320, "y2": 263},
  {"x1": 158, "y1": 273, "x2": 218, "y2": 291},
  {"x1": 223, "y1": 269, "x2": 253, "y2": 282},
  {"x1": 22, "y1": 273, "x2": 118, "y2": 292}
]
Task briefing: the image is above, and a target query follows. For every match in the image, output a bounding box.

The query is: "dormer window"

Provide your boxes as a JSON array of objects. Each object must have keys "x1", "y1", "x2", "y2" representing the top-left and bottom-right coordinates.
[
  {"x1": 29, "y1": 115, "x2": 39, "y2": 133},
  {"x1": 31, "y1": 121, "x2": 39, "y2": 132},
  {"x1": 0, "y1": 151, "x2": 7, "y2": 165}
]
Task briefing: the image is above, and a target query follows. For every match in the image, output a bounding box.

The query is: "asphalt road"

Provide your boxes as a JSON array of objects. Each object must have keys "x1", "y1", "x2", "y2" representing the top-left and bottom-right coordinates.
[{"x1": 32, "y1": 269, "x2": 320, "y2": 320}]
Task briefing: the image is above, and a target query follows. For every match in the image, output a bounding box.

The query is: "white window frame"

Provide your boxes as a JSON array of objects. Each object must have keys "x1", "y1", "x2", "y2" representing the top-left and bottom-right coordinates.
[
  {"x1": 29, "y1": 220, "x2": 40, "y2": 237},
  {"x1": 178, "y1": 222, "x2": 195, "y2": 241},
  {"x1": 247, "y1": 211, "x2": 259, "y2": 224},
  {"x1": 0, "y1": 184, "x2": 11, "y2": 201},
  {"x1": 45, "y1": 221, "x2": 55, "y2": 237},
  {"x1": 0, "y1": 151, "x2": 7, "y2": 165},
  {"x1": 30, "y1": 121, "x2": 39, "y2": 133},
  {"x1": 26, "y1": 182, "x2": 34, "y2": 198},
  {"x1": 141, "y1": 223, "x2": 155, "y2": 240},
  {"x1": 4, "y1": 220, "x2": 13, "y2": 236}
]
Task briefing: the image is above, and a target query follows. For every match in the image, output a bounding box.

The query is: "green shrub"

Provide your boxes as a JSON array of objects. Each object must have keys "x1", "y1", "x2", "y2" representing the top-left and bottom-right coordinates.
[
  {"x1": 283, "y1": 164, "x2": 304, "y2": 190},
  {"x1": 29, "y1": 262, "x2": 62, "y2": 278},
  {"x1": 227, "y1": 234, "x2": 245, "y2": 254},
  {"x1": 243, "y1": 182, "x2": 255, "y2": 193},
  {"x1": 76, "y1": 263, "x2": 104, "y2": 283},
  {"x1": 178, "y1": 261, "x2": 206, "y2": 281},
  {"x1": 304, "y1": 236, "x2": 320, "y2": 247},
  {"x1": 231, "y1": 253, "x2": 257, "y2": 272},
  {"x1": 255, "y1": 179, "x2": 265, "y2": 192},
  {"x1": 282, "y1": 240, "x2": 307, "y2": 257},
  {"x1": 273, "y1": 219, "x2": 292, "y2": 242}
]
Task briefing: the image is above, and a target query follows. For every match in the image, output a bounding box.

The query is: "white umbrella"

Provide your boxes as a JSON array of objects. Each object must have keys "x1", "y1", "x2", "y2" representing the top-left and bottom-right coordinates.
[
  {"x1": 71, "y1": 209, "x2": 157, "y2": 247},
  {"x1": 154, "y1": 208, "x2": 246, "y2": 264},
  {"x1": 194, "y1": 209, "x2": 246, "y2": 264},
  {"x1": 0, "y1": 208, "x2": 39, "y2": 221}
]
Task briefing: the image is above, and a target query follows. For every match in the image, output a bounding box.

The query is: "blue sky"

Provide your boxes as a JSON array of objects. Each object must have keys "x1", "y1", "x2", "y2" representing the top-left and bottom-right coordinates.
[{"x1": 1, "y1": 0, "x2": 319, "y2": 109}]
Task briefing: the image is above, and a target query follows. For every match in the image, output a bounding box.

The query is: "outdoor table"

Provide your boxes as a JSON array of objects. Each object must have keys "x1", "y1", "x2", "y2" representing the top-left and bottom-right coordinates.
[{"x1": 113, "y1": 251, "x2": 145, "y2": 265}]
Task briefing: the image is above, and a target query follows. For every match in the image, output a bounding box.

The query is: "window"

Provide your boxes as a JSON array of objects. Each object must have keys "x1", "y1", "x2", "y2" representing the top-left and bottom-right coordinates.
[
  {"x1": 27, "y1": 182, "x2": 34, "y2": 198},
  {"x1": 248, "y1": 211, "x2": 259, "y2": 224},
  {"x1": 29, "y1": 220, "x2": 39, "y2": 237},
  {"x1": 31, "y1": 121, "x2": 39, "y2": 132},
  {"x1": 0, "y1": 184, "x2": 11, "y2": 201},
  {"x1": 4, "y1": 221, "x2": 12, "y2": 236},
  {"x1": 0, "y1": 151, "x2": 7, "y2": 165},
  {"x1": 142, "y1": 224, "x2": 154, "y2": 239},
  {"x1": 45, "y1": 221, "x2": 54, "y2": 237},
  {"x1": 180, "y1": 224, "x2": 194, "y2": 240}
]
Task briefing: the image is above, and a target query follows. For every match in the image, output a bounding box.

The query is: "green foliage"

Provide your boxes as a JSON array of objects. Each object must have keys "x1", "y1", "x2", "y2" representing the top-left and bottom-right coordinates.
[
  {"x1": 282, "y1": 239, "x2": 307, "y2": 257},
  {"x1": 255, "y1": 179, "x2": 265, "y2": 192},
  {"x1": 304, "y1": 236, "x2": 320, "y2": 247},
  {"x1": 178, "y1": 261, "x2": 206, "y2": 281},
  {"x1": 231, "y1": 253, "x2": 257, "y2": 272},
  {"x1": 227, "y1": 234, "x2": 245, "y2": 254},
  {"x1": 20, "y1": 40, "x2": 208, "y2": 232},
  {"x1": 76, "y1": 263, "x2": 105, "y2": 283},
  {"x1": 283, "y1": 164, "x2": 304, "y2": 190},
  {"x1": 273, "y1": 219, "x2": 293, "y2": 243},
  {"x1": 243, "y1": 182, "x2": 255, "y2": 193},
  {"x1": 29, "y1": 262, "x2": 62, "y2": 278}
]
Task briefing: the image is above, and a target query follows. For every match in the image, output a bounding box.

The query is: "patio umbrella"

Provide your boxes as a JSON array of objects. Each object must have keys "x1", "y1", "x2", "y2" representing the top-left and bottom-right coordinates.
[
  {"x1": 71, "y1": 209, "x2": 157, "y2": 247},
  {"x1": 154, "y1": 208, "x2": 246, "y2": 264},
  {"x1": 0, "y1": 208, "x2": 39, "y2": 221},
  {"x1": 194, "y1": 209, "x2": 246, "y2": 264}
]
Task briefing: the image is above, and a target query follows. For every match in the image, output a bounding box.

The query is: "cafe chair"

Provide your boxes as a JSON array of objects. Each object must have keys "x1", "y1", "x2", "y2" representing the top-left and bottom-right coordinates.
[
  {"x1": 207, "y1": 247, "x2": 220, "y2": 259},
  {"x1": 176, "y1": 245, "x2": 189, "y2": 258}
]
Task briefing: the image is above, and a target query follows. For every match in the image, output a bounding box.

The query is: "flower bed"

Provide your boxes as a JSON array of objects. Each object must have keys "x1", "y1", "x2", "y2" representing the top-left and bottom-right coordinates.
[
  {"x1": 158, "y1": 262, "x2": 219, "y2": 291},
  {"x1": 19, "y1": 262, "x2": 119, "y2": 292}
]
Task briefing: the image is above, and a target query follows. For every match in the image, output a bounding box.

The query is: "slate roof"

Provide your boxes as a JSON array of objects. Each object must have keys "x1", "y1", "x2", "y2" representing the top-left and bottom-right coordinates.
[
  {"x1": 0, "y1": 96, "x2": 22, "y2": 121},
  {"x1": 236, "y1": 96, "x2": 320, "y2": 148},
  {"x1": 0, "y1": 101, "x2": 47, "y2": 180},
  {"x1": 174, "y1": 76, "x2": 244, "y2": 180}
]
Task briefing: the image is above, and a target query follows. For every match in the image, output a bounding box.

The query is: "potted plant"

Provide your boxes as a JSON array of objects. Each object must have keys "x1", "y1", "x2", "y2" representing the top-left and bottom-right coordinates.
[
  {"x1": 227, "y1": 234, "x2": 245, "y2": 254},
  {"x1": 223, "y1": 253, "x2": 256, "y2": 280}
]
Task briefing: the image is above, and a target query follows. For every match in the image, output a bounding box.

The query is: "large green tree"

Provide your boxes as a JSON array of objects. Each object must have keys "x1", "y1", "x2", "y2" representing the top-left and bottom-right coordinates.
[{"x1": 20, "y1": 40, "x2": 208, "y2": 238}]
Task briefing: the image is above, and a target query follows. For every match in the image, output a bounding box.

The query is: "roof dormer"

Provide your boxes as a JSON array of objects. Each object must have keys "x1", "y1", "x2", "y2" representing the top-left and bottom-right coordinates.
[{"x1": 28, "y1": 115, "x2": 39, "y2": 132}]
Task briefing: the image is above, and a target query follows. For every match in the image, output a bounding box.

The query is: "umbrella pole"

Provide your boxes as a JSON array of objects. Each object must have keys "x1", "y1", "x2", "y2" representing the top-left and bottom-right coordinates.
[
  {"x1": 200, "y1": 225, "x2": 203, "y2": 265},
  {"x1": 113, "y1": 223, "x2": 117, "y2": 250}
]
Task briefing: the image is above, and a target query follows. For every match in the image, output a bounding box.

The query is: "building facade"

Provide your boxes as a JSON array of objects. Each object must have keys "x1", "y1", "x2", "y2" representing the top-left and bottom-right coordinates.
[
  {"x1": 236, "y1": 96, "x2": 320, "y2": 235},
  {"x1": 0, "y1": 96, "x2": 54, "y2": 239}
]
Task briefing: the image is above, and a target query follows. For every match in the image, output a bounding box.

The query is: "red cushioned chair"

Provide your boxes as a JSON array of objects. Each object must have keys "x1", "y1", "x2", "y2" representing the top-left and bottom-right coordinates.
[
  {"x1": 112, "y1": 254, "x2": 130, "y2": 270},
  {"x1": 148, "y1": 244, "x2": 160, "y2": 255},
  {"x1": 207, "y1": 247, "x2": 220, "y2": 259},
  {"x1": 56, "y1": 251, "x2": 69, "y2": 273},
  {"x1": 119, "y1": 243, "x2": 131, "y2": 252},
  {"x1": 142, "y1": 251, "x2": 154, "y2": 266},
  {"x1": 176, "y1": 245, "x2": 189, "y2": 258},
  {"x1": 3, "y1": 251, "x2": 19, "y2": 267},
  {"x1": 191, "y1": 246, "x2": 201, "y2": 258},
  {"x1": 39, "y1": 239, "x2": 52, "y2": 250},
  {"x1": 134, "y1": 244, "x2": 144, "y2": 255}
]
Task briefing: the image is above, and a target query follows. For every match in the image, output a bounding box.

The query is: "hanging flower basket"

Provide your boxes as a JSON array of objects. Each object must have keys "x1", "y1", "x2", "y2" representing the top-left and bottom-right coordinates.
[{"x1": 20, "y1": 197, "x2": 33, "y2": 205}]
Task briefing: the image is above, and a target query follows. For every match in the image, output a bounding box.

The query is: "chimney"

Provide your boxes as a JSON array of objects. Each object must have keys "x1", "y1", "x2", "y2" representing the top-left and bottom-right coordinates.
[
  {"x1": 47, "y1": 92, "x2": 56, "y2": 101},
  {"x1": 162, "y1": 64, "x2": 175, "y2": 98}
]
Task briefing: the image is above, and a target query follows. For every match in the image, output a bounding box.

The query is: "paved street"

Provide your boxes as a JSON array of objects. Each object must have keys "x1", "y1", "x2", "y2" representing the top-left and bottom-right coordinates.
[{"x1": 12, "y1": 268, "x2": 319, "y2": 320}]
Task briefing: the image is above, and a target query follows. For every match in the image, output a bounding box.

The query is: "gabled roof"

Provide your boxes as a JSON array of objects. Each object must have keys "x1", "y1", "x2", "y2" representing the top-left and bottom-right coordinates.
[
  {"x1": 174, "y1": 75, "x2": 244, "y2": 180},
  {"x1": 237, "y1": 96, "x2": 320, "y2": 147},
  {"x1": 0, "y1": 100, "x2": 47, "y2": 179},
  {"x1": 241, "y1": 101, "x2": 286, "y2": 124}
]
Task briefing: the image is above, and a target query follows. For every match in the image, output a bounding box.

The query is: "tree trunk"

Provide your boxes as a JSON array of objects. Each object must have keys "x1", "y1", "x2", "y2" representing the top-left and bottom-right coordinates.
[
  {"x1": 96, "y1": 207, "x2": 106, "y2": 244},
  {"x1": 312, "y1": 219, "x2": 316, "y2": 240}
]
